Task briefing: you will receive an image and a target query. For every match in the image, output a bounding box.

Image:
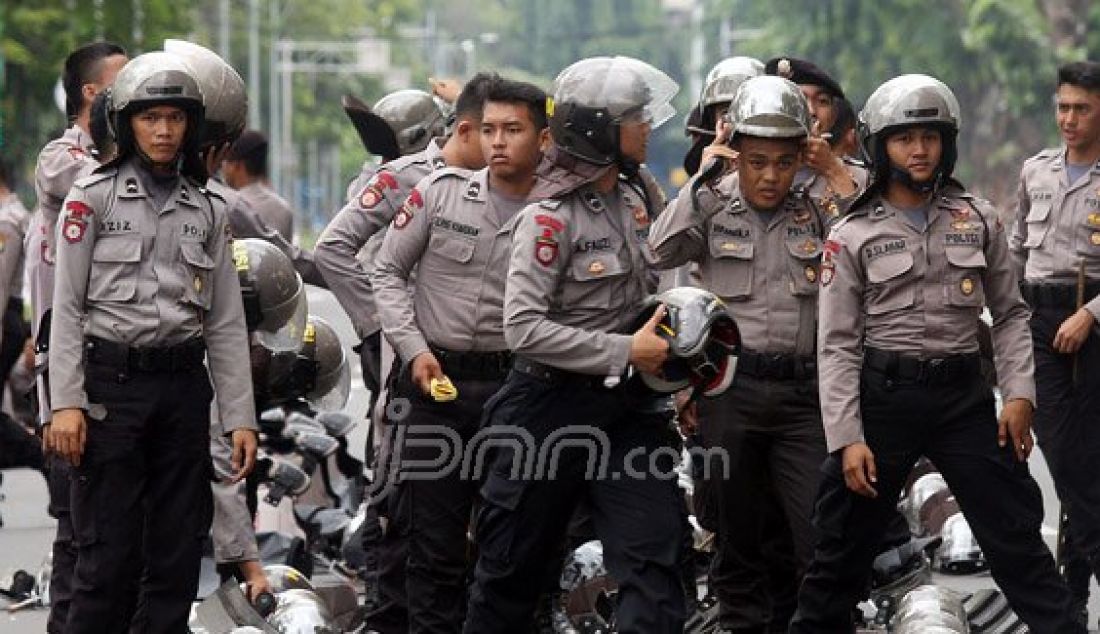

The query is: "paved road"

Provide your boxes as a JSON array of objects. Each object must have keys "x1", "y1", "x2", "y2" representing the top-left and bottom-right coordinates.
[{"x1": 0, "y1": 288, "x2": 1096, "y2": 631}]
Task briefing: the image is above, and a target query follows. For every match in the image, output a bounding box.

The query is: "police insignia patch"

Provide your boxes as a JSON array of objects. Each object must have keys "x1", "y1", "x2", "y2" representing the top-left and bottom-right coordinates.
[
  {"x1": 359, "y1": 171, "x2": 398, "y2": 211},
  {"x1": 393, "y1": 187, "x2": 423, "y2": 230},
  {"x1": 62, "y1": 200, "x2": 94, "y2": 244},
  {"x1": 535, "y1": 236, "x2": 558, "y2": 266},
  {"x1": 805, "y1": 265, "x2": 817, "y2": 283},
  {"x1": 632, "y1": 205, "x2": 650, "y2": 228},
  {"x1": 821, "y1": 261, "x2": 835, "y2": 286},
  {"x1": 960, "y1": 277, "x2": 974, "y2": 296},
  {"x1": 67, "y1": 146, "x2": 86, "y2": 161}
]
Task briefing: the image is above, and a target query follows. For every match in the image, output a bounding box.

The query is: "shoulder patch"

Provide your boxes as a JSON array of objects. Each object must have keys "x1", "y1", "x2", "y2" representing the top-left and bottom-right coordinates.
[
  {"x1": 359, "y1": 170, "x2": 399, "y2": 210},
  {"x1": 392, "y1": 187, "x2": 423, "y2": 230},
  {"x1": 61, "y1": 200, "x2": 95, "y2": 244}
]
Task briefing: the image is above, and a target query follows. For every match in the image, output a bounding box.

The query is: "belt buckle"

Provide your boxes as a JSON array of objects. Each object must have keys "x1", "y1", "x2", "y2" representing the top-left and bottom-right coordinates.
[{"x1": 925, "y1": 357, "x2": 946, "y2": 383}]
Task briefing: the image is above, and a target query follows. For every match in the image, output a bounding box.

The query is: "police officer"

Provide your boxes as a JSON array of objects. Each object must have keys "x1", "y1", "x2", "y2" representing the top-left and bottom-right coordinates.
[
  {"x1": 683, "y1": 56, "x2": 764, "y2": 176},
  {"x1": 463, "y1": 56, "x2": 683, "y2": 633},
  {"x1": 222, "y1": 129, "x2": 295, "y2": 242},
  {"x1": 370, "y1": 76, "x2": 548, "y2": 633},
  {"x1": 47, "y1": 52, "x2": 258, "y2": 633},
  {"x1": 651, "y1": 76, "x2": 826, "y2": 633},
  {"x1": 0, "y1": 160, "x2": 29, "y2": 392},
  {"x1": 29, "y1": 40, "x2": 127, "y2": 634},
  {"x1": 765, "y1": 57, "x2": 865, "y2": 219},
  {"x1": 790, "y1": 74, "x2": 1082, "y2": 634},
  {"x1": 1010, "y1": 60, "x2": 1100, "y2": 623},
  {"x1": 342, "y1": 88, "x2": 451, "y2": 201}
]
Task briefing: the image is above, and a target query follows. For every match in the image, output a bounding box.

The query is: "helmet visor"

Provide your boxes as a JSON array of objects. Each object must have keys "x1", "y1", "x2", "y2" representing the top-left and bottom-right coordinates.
[{"x1": 255, "y1": 289, "x2": 309, "y2": 353}]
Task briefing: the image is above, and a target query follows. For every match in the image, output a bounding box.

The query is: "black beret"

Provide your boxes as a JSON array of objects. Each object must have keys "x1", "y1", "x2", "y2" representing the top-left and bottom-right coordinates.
[{"x1": 764, "y1": 57, "x2": 845, "y2": 100}]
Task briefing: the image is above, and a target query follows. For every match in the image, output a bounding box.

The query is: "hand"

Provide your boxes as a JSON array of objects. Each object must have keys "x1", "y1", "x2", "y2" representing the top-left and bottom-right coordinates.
[
  {"x1": 1053, "y1": 307, "x2": 1096, "y2": 354},
  {"x1": 698, "y1": 119, "x2": 738, "y2": 172},
  {"x1": 50, "y1": 408, "x2": 86, "y2": 466},
  {"x1": 41, "y1": 423, "x2": 53, "y2": 454},
  {"x1": 841, "y1": 442, "x2": 878, "y2": 498},
  {"x1": 805, "y1": 121, "x2": 857, "y2": 197},
  {"x1": 411, "y1": 351, "x2": 445, "y2": 396},
  {"x1": 229, "y1": 429, "x2": 258, "y2": 482},
  {"x1": 998, "y1": 398, "x2": 1034, "y2": 462},
  {"x1": 674, "y1": 388, "x2": 698, "y2": 436},
  {"x1": 630, "y1": 304, "x2": 670, "y2": 375},
  {"x1": 429, "y1": 77, "x2": 462, "y2": 104},
  {"x1": 239, "y1": 559, "x2": 273, "y2": 602}
]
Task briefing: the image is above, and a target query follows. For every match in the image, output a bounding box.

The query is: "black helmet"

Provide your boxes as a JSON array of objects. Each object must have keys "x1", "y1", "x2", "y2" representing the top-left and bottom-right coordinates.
[
  {"x1": 633, "y1": 287, "x2": 741, "y2": 396},
  {"x1": 107, "y1": 52, "x2": 206, "y2": 178},
  {"x1": 232, "y1": 238, "x2": 307, "y2": 351},
  {"x1": 549, "y1": 56, "x2": 678, "y2": 172},
  {"x1": 251, "y1": 316, "x2": 350, "y2": 410}
]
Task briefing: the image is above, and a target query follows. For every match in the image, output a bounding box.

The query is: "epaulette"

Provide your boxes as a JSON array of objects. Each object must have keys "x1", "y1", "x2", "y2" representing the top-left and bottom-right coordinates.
[
  {"x1": 842, "y1": 155, "x2": 868, "y2": 169},
  {"x1": 199, "y1": 185, "x2": 226, "y2": 205},
  {"x1": 1034, "y1": 147, "x2": 1060, "y2": 160},
  {"x1": 539, "y1": 199, "x2": 563, "y2": 210},
  {"x1": 424, "y1": 165, "x2": 473, "y2": 183},
  {"x1": 71, "y1": 168, "x2": 116, "y2": 190}
]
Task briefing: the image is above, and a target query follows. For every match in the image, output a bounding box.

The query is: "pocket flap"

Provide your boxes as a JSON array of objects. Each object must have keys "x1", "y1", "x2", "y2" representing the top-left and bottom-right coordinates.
[
  {"x1": 944, "y1": 246, "x2": 987, "y2": 268},
  {"x1": 709, "y1": 238, "x2": 754, "y2": 260},
  {"x1": 786, "y1": 237, "x2": 822, "y2": 260},
  {"x1": 571, "y1": 252, "x2": 625, "y2": 281},
  {"x1": 866, "y1": 251, "x2": 913, "y2": 283},
  {"x1": 429, "y1": 231, "x2": 476, "y2": 263},
  {"x1": 92, "y1": 237, "x2": 141, "y2": 263}
]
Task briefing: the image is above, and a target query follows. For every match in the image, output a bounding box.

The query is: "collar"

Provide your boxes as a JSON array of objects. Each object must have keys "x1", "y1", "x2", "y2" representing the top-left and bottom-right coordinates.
[{"x1": 425, "y1": 137, "x2": 448, "y2": 170}]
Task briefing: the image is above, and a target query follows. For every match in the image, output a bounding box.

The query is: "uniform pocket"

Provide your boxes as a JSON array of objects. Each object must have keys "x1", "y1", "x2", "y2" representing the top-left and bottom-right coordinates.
[
  {"x1": 944, "y1": 246, "x2": 987, "y2": 307},
  {"x1": 786, "y1": 237, "x2": 822, "y2": 297},
  {"x1": 1024, "y1": 202, "x2": 1052, "y2": 249},
  {"x1": 865, "y1": 251, "x2": 915, "y2": 315},
  {"x1": 180, "y1": 241, "x2": 215, "y2": 309},
  {"x1": 88, "y1": 237, "x2": 141, "y2": 301},
  {"x1": 428, "y1": 230, "x2": 476, "y2": 264},
  {"x1": 561, "y1": 252, "x2": 625, "y2": 309},
  {"x1": 705, "y1": 238, "x2": 754, "y2": 299}
]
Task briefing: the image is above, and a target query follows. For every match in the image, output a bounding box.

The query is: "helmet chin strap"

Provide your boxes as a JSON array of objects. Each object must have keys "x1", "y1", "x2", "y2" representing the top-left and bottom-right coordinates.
[
  {"x1": 135, "y1": 146, "x2": 182, "y2": 174},
  {"x1": 889, "y1": 163, "x2": 943, "y2": 194}
]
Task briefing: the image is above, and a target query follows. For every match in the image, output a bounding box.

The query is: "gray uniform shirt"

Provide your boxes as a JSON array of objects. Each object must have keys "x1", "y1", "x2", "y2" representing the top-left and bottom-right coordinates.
[
  {"x1": 818, "y1": 187, "x2": 1034, "y2": 451},
  {"x1": 238, "y1": 181, "x2": 294, "y2": 243},
  {"x1": 316, "y1": 139, "x2": 448, "y2": 339},
  {"x1": 649, "y1": 172, "x2": 826, "y2": 356},
  {"x1": 373, "y1": 167, "x2": 526, "y2": 362},
  {"x1": 0, "y1": 193, "x2": 29, "y2": 306},
  {"x1": 1010, "y1": 147, "x2": 1100, "y2": 320},
  {"x1": 34, "y1": 125, "x2": 98, "y2": 257},
  {"x1": 505, "y1": 181, "x2": 656, "y2": 376},
  {"x1": 49, "y1": 158, "x2": 257, "y2": 432}
]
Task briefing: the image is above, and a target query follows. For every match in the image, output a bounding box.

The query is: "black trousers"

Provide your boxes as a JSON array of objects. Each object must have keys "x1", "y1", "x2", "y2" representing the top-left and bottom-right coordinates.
[
  {"x1": 1029, "y1": 305, "x2": 1100, "y2": 599},
  {"x1": 790, "y1": 364, "x2": 1080, "y2": 634},
  {"x1": 45, "y1": 454, "x2": 76, "y2": 634},
  {"x1": 463, "y1": 372, "x2": 685, "y2": 634},
  {"x1": 367, "y1": 369, "x2": 502, "y2": 634},
  {"x1": 66, "y1": 362, "x2": 214, "y2": 634},
  {"x1": 698, "y1": 374, "x2": 825, "y2": 633}
]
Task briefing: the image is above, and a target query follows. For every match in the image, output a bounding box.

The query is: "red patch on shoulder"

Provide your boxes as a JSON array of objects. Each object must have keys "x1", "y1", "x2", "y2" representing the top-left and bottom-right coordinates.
[
  {"x1": 823, "y1": 238, "x2": 842, "y2": 260},
  {"x1": 358, "y1": 171, "x2": 399, "y2": 210},
  {"x1": 821, "y1": 260, "x2": 836, "y2": 286},
  {"x1": 392, "y1": 188, "x2": 423, "y2": 230},
  {"x1": 61, "y1": 200, "x2": 94, "y2": 244},
  {"x1": 535, "y1": 213, "x2": 564, "y2": 233},
  {"x1": 67, "y1": 146, "x2": 86, "y2": 161}
]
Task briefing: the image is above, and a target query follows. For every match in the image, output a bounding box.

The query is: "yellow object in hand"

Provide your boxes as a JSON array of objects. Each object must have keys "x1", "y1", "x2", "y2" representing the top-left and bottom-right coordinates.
[{"x1": 430, "y1": 376, "x2": 458, "y2": 402}]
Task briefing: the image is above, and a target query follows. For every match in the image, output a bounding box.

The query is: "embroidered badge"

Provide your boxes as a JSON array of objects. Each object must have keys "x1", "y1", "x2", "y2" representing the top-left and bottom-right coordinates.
[{"x1": 62, "y1": 200, "x2": 94, "y2": 244}]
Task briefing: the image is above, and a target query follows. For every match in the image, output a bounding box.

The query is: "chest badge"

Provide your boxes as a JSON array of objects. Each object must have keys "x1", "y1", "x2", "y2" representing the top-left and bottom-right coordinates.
[
  {"x1": 1091, "y1": 232, "x2": 1100, "y2": 246},
  {"x1": 951, "y1": 220, "x2": 973, "y2": 231},
  {"x1": 1088, "y1": 212, "x2": 1100, "y2": 227},
  {"x1": 588, "y1": 260, "x2": 606, "y2": 276},
  {"x1": 800, "y1": 238, "x2": 817, "y2": 255},
  {"x1": 960, "y1": 277, "x2": 975, "y2": 296},
  {"x1": 804, "y1": 265, "x2": 817, "y2": 283},
  {"x1": 193, "y1": 275, "x2": 204, "y2": 293},
  {"x1": 720, "y1": 241, "x2": 742, "y2": 252}
]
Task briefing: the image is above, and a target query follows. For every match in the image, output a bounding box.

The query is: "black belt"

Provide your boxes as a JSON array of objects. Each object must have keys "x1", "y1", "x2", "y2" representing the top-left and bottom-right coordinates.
[
  {"x1": 736, "y1": 349, "x2": 816, "y2": 380},
  {"x1": 863, "y1": 347, "x2": 979, "y2": 385},
  {"x1": 85, "y1": 336, "x2": 206, "y2": 374},
  {"x1": 1020, "y1": 281, "x2": 1100, "y2": 310},
  {"x1": 430, "y1": 346, "x2": 512, "y2": 381},
  {"x1": 511, "y1": 356, "x2": 619, "y2": 390}
]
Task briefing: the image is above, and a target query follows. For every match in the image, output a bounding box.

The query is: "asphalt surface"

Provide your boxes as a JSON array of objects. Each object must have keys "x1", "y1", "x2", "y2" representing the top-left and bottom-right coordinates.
[{"x1": 0, "y1": 288, "x2": 1097, "y2": 631}]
